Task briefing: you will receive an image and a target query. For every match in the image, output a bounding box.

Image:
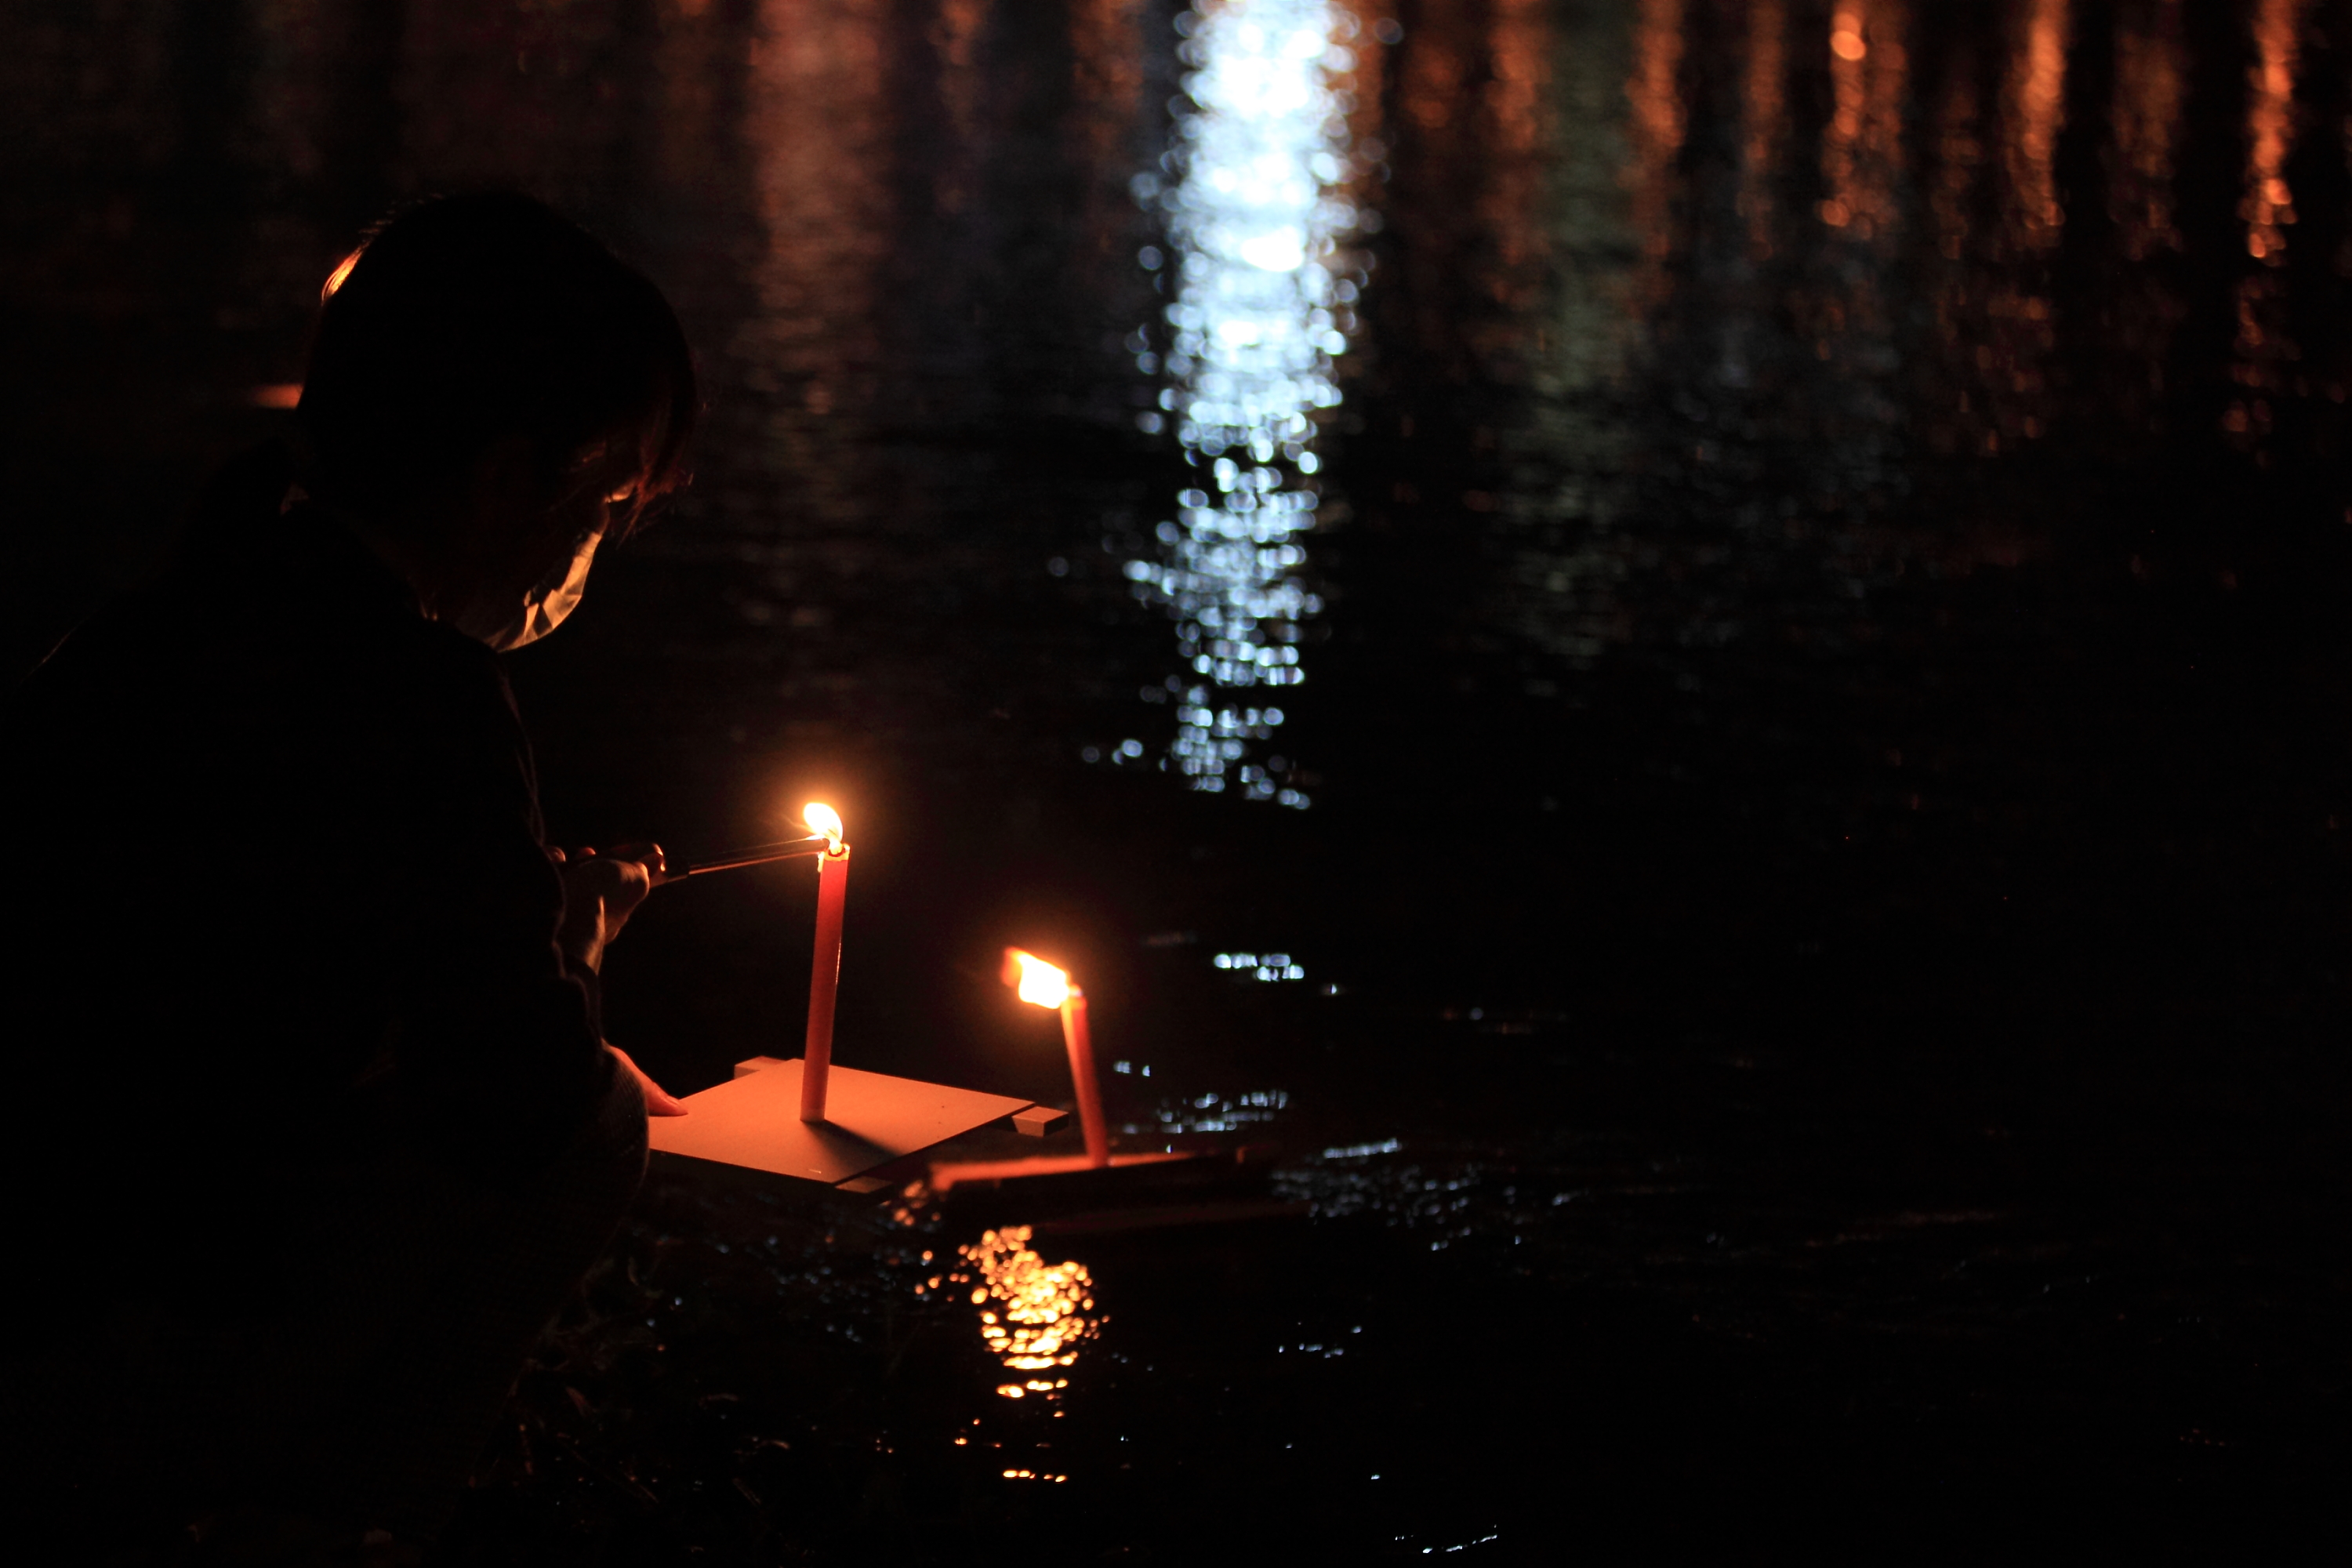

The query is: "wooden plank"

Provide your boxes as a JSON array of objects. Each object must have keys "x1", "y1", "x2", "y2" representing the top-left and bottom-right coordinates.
[{"x1": 648, "y1": 1056, "x2": 1033, "y2": 1188}]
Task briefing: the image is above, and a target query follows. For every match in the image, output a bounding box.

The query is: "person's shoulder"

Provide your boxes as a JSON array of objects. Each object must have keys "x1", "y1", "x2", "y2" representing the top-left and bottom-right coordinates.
[
  {"x1": 264, "y1": 508, "x2": 503, "y2": 694},
  {"x1": 407, "y1": 613, "x2": 521, "y2": 722}
]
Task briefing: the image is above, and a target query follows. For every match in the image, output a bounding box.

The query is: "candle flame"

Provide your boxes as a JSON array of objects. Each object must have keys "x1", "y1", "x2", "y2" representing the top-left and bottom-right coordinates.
[
  {"x1": 802, "y1": 801, "x2": 844, "y2": 846},
  {"x1": 1002, "y1": 948, "x2": 1072, "y2": 1009}
]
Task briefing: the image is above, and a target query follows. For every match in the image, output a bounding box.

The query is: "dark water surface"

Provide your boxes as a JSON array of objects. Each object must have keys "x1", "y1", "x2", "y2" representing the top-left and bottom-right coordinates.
[{"x1": 8, "y1": 0, "x2": 2352, "y2": 1558}]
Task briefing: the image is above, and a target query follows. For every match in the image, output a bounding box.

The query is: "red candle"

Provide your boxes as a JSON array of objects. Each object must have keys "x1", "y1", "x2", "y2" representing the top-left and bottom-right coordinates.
[
  {"x1": 1058, "y1": 991, "x2": 1110, "y2": 1169},
  {"x1": 798, "y1": 804, "x2": 849, "y2": 1123},
  {"x1": 1004, "y1": 949, "x2": 1110, "y2": 1169}
]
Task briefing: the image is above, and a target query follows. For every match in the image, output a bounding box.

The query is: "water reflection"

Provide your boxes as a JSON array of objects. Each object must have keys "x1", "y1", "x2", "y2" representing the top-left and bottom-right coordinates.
[
  {"x1": 1740, "y1": 0, "x2": 1788, "y2": 261},
  {"x1": 1213, "y1": 949, "x2": 1305, "y2": 980},
  {"x1": 1144, "y1": 1087, "x2": 1290, "y2": 1136},
  {"x1": 1128, "y1": 0, "x2": 1364, "y2": 806},
  {"x1": 2004, "y1": 0, "x2": 2072, "y2": 251},
  {"x1": 18, "y1": 1, "x2": 2352, "y2": 903},
  {"x1": 1624, "y1": 0, "x2": 1686, "y2": 300},
  {"x1": 1928, "y1": 27, "x2": 1984, "y2": 267},
  {"x1": 1484, "y1": 1, "x2": 1547, "y2": 165},
  {"x1": 2227, "y1": 0, "x2": 2313, "y2": 451},
  {"x1": 1073, "y1": 0, "x2": 1152, "y2": 174},
  {"x1": 1923, "y1": 0, "x2": 2069, "y2": 461},
  {"x1": 744, "y1": 0, "x2": 892, "y2": 523},
  {"x1": 1981, "y1": 0, "x2": 2069, "y2": 454},
  {"x1": 1477, "y1": 0, "x2": 1550, "y2": 360},
  {"x1": 1819, "y1": 2, "x2": 1906, "y2": 246},
  {"x1": 2238, "y1": 0, "x2": 2307, "y2": 266},
  {"x1": 1496, "y1": 2, "x2": 1646, "y2": 671},
  {"x1": 2113, "y1": 0, "x2": 2187, "y2": 263},
  {"x1": 953, "y1": 1225, "x2": 1101, "y2": 1398}
]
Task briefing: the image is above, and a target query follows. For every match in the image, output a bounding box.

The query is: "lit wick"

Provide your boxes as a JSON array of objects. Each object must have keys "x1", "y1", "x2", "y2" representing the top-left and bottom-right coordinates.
[
  {"x1": 799, "y1": 803, "x2": 850, "y2": 1124},
  {"x1": 1002, "y1": 949, "x2": 1109, "y2": 1169}
]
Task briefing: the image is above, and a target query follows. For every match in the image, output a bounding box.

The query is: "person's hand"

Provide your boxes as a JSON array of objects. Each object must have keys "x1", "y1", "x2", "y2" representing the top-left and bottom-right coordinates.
[
  {"x1": 606, "y1": 1043, "x2": 687, "y2": 1116},
  {"x1": 556, "y1": 841, "x2": 665, "y2": 973}
]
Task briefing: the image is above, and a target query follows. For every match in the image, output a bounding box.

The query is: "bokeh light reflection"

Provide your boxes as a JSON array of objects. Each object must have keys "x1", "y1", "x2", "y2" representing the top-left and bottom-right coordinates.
[
  {"x1": 2226, "y1": 0, "x2": 2313, "y2": 451},
  {"x1": 953, "y1": 1226, "x2": 1101, "y2": 1397},
  {"x1": 1127, "y1": 0, "x2": 1363, "y2": 807}
]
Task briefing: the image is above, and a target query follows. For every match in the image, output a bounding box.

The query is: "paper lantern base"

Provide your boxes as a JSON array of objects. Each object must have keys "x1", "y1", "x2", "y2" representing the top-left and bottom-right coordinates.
[{"x1": 648, "y1": 1056, "x2": 1034, "y2": 1189}]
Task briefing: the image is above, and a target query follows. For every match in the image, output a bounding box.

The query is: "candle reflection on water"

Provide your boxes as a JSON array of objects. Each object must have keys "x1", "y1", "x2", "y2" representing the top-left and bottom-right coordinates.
[
  {"x1": 1475, "y1": 0, "x2": 1552, "y2": 375},
  {"x1": 1071, "y1": 0, "x2": 1151, "y2": 188},
  {"x1": 1625, "y1": 0, "x2": 1686, "y2": 271},
  {"x1": 2080, "y1": 2, "x2": 2190, "y2": 448},
  {"x1": 1128, "y1": 0, "x2": 1365, "y2": 807},
  {"x1": 1483, "y1": 1, "x2": 1547, "y2": 181},
  {"x1": 1819, "y1": 2, "x2": 1907, "y2": 247},
  {"x1": 1922, "y1": 1, "x2": 2071, "y2": 462},
  {"x1": 2238, "y1": 0, "x2": 2307, "y2": 267},
  {"x1": 2112, "y1": 0, "x2": 2187, "y2": 265},
  {"x1": 1929, "y1": 33, "x2": 1984, "y2": 267},
  {"x1": 950, "y1": 1225, "x2": 1102, "y2": 1399},
  {"x1": 1998, "y1": 0, "x2": 2067, "y2": 454},
  {"x1": 2005, "y1": 0, "x2": 2073, "y2": 251},
  {"x1": 1740, "y1": 0, "x2": 1788, "y2": 262},
  {"x1": 746, "y1": 0, "x2": 891, "y2": 524},
  {"x1": 2226, "y1": 0, "x2": 2314, "y2": 452}
]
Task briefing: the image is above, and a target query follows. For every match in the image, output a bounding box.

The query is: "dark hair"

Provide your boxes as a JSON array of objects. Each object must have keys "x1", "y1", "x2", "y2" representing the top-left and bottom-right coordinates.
[{"x1": 296, "y1": 192, "x2": 696, "y2": 535}]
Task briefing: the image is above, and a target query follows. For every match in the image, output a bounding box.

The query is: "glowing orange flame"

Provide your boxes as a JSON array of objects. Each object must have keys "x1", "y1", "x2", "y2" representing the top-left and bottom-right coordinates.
[
  {"x1": 802, "y1": 801, "x2": 844, "y2": 847},
  {"x1": 1001, "y1": 949, "x2": 1071, "y2": 1009}
]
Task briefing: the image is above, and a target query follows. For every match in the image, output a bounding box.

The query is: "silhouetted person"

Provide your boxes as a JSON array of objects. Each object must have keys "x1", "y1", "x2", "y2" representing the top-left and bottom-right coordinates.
[{"x1": 1, "y1": 192, "x2": 697, "y2": 1559}]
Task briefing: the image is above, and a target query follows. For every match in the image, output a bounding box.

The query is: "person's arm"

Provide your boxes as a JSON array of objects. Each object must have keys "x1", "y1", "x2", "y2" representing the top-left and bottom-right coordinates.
[
  {"x1": 550, "y1": 843, "x2": 688, "y2": 1116},
  {"x1": 378, "y1": 641, "x2": 626, "y2": 1167}
]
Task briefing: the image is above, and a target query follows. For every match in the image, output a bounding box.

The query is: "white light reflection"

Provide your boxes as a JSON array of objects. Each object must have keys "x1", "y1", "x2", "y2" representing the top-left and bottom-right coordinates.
[
  {"x1": 1213, "y1": 950, "x2": 1306, "y2": 981},
  {"x1": 1127, "y1": 1, "x2": 1361, "y2": 807},
  {"x1": 1146, "y1": 1087, "x2": 1290, "y2": 1136}
]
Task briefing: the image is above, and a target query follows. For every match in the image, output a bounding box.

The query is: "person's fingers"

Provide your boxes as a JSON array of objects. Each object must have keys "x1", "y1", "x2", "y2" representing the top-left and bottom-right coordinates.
[
  {"x1": 560, "y1": 856, "x2": 656, "y2": 949},
  {"x1": 563, "y1": 858, "x2": 641, "y2": 893},
  {"x1": 606, "y1": 1044, "x2": 688, "y2": 1116},
  {"x1": 546, "y1": 845, "x2": 568, "y2": 864},
  {"x1": 605, "y1": 857, "x2": 653, "y2": 918},
  {"x1": 606, "y1": 840, "x2": 666, "y2": 874}
]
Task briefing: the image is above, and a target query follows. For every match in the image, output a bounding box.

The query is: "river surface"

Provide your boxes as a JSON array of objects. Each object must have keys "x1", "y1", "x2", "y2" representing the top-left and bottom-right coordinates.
[{"x1": 5, "y1": 1, "x2": 2351, "y2": 1559}]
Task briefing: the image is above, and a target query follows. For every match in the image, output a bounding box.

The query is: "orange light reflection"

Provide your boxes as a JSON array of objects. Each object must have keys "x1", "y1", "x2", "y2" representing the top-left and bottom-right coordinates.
[
  {"x1": 1625, "y1": 0, "x2": 1686, "y2": 270},
  {"x1": 1739, "y1": 0, "x2": 1787, "y2": 260},
  {"x1": 746, "y1": 0, "x2": 889, "y2": 524},
  {"x1": 2241, "y1": 0, "x2": 2307, "y2": 266},
  {"x1": 1479, "y1": 0, "x2": 1548, "y2": 306},
  {"x1": 954, "y1": 1226, "x2": 1099, "y2": 1398},
  {"x1": 1929, "y1": 34, "x2": 1981, "y2": 266},
  {"x1": 2227, "y1": 0, "x2": 2314, "y2": 448},
  {"x1": 2004, "y1": 0, "x2": 2071, "y2": 249},
  {"x1": 2112, "y1": 0, "x2": 2185, "y2": 263},
  {"x1": 1819, "y1": 1, "x2": 1907, "y2": 244}
]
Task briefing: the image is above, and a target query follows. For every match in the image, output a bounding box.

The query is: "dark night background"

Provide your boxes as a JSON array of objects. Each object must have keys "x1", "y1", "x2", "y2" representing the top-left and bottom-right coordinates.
[{"x1": 5, "y1": 0, "x2": 2351, "y2": 1559}]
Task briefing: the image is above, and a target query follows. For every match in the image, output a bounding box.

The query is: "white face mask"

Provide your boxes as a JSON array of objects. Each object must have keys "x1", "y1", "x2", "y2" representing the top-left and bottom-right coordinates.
[{"x1": 451, "y1": 530, "x2": 601, "y2": 652}]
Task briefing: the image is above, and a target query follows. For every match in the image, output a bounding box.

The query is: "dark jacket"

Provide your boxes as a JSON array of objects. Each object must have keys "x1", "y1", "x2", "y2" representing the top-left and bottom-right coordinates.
[{"x1": 4, "y1": 485, "x2": 614, "y2": 1293}]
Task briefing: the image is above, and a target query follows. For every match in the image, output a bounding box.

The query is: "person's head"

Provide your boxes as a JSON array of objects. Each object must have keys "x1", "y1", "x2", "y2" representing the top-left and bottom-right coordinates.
[{"x1": 295, "y1": 192, "x2": 696, "y2": 645}]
